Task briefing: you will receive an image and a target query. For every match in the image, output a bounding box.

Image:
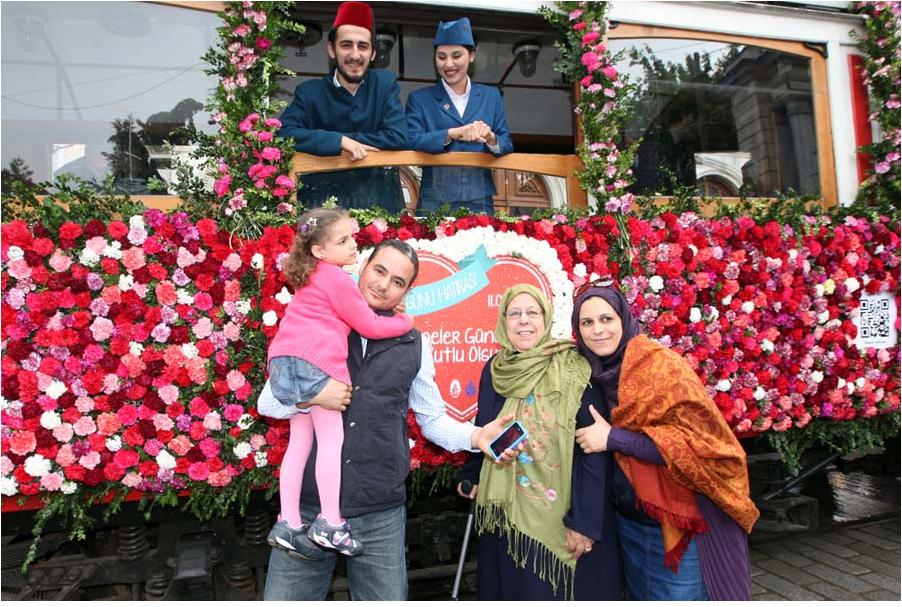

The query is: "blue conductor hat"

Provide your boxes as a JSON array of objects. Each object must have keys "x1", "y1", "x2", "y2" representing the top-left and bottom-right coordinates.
[{"x1": 434, "y1": 17, "x2": 475, "y2": 47}]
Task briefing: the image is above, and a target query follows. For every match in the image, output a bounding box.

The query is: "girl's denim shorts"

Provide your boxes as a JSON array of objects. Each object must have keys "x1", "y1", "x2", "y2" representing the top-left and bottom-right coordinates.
[{"x1": 268, "y1": 356, "x2": 331, "y2": 407}]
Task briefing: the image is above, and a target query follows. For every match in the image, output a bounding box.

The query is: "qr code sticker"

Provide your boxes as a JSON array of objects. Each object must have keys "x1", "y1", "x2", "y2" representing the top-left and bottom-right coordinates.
[{"x1": 860, "y1": 298, "x2": 891, "y2": 339}]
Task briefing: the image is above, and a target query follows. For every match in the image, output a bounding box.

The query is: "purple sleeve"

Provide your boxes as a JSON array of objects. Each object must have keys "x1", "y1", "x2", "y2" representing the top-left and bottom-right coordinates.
[
  {"x1": 695, "y1": 494, "x2": 752, "y2": 600},
  {"x1": 607, "y1": 427, "x2": 665, "y2": 465}
]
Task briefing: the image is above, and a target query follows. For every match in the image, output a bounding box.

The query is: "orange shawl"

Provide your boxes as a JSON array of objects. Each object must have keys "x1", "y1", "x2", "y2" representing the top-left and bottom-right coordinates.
[{"x1": 613, "y1": 335, "x2": 759, "y2": 571}]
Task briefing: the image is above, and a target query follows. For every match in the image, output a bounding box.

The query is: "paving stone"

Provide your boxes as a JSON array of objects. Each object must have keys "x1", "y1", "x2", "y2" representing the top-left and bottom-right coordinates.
[
  {"x1": 806, "y1": 580, "x2": 867, "y2": 601},
  {"x1": 802, "y1": 563, "x2": 879, "y2": 593},
  {"x1": 755, "y1": 558, "x2": 821, "y2": 585},
  {"x1": 750, "y1": 582, "x2": 768, "y2": 596},
  {"x1": 853, "y1": 553, "x2": 902, "y2": 578},
  {"x1": 795, "y1": 535, "x2": 860, "y2": 558},
  {"x1": 863, "y1": 588, "x2": 901, "y2": 600},
  {"x1": 816, "y1": 531, "x2": 857, "y2": 546},
  {"x1": 844, "y1": 528, "x2": 901, "y2": 551},
  {"x1": 797, "y1": 545, "x2": 873, "y2": 574},
  {"x1": 754, "y1": 542, "x2": 816, "y2": 568},
  {"x1": 849, "y1": 539, "x2": 900, "y2": 562},
  {"x1": 754, "y1": 573, "x2": 826, "y2": 600},
  {"x1": 860, "y1": 571, "x2": 902, "y2": 593},
  {"x1": 752, "y1": 592, "x2": 784, "y2": 601}
]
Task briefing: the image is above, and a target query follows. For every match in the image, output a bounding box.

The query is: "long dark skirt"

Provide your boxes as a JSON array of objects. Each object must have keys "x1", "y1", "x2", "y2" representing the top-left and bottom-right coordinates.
[{"x1": 475, "y1": 529, "x2": 622, "y2": 600}]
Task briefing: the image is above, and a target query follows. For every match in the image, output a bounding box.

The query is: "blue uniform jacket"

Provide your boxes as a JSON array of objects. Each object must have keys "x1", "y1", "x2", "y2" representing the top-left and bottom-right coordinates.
[
  {"x1": 406, "y1": 81, "x2": 513, "y2": 211},
  {"x1": 278, "y1": 69, "x2": 408, "y2": 211}
]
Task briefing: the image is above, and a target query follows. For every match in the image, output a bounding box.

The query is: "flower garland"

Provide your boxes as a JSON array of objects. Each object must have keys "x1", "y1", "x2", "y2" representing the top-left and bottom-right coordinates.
[
  {"x1": 540, "y1": 1, "x2": 640, "y2": 273},
  {"x1": 177, "y1": 1, "x2": 304, "y2": 237},
  {"x1": 850, "y1": 1, "x2": 901, "y2": 219}
]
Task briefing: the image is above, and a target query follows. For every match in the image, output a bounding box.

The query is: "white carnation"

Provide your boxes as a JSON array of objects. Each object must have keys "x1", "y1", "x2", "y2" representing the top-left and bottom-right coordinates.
[
  {"x1": 181, "y1": 343, "x2": 199, "y2": 359},
  {"x1": 40, "y1": 410, "x2": 62, "y2": 430},
  {"x1": 251, "y1": 253, "x2": 265, "y2": 270},
  {"x1": 843, "y1": 277, "x2": 860, "y2": 293},
  {"x1": 233, "y1": 442, "x2": 252, "y2": 459},
  {"x1": 237, "y1": 413, "x2": 254, "y2": 430},
  {"x1": 689, "y1": 308, "x2": 701, "y2": 323},
  {"x1": 648, "y1": 275, "x2": 664, "y2": 293},
  {"x1": 572, "y1": 263, "x2": 587, "y2": 278},
  {"x1": 760, "y1": 339, "x2": 774, "y2": 353},
  {"x1": 177, "y1": 289, "x2": 194, "y2": 304},
  {"x1": 103, "y1": 242, "x2": 122, "y2": 259},
  {"x1": 1, "y1": 477, "x2": 18, "y2": 496},
  {"x1": 275, "y1": 287, "x2": 293, "y2": 305},
  {"x1": 715, "y1": 379, "x2": 732, "y2": 392},
  {"x1": 262, "y1": 310, "x2": 279, "y2": 326},
  {"x1": 79, "y1": 248, "x2": 100, "y2": 267},
  {"x1": 254, "y1": 451, "x2": 268, "y2": 468},
  {"x1": 24, "y1": 454, "x2": 51, "y2": 477},
  {"x1": 156, "y1": 450, "x2": 176, "y2": 470},
  {"x1": 753, "y1": 386, "x2": 766, "y2": 401},
  {"x1": 810, "y1": 371, "x2": 824, "y2": 383},
  {"x1": 235, "y1": 299, "x2": 251, "y2": 315},
  {"x1": 7, "y1": 246, "x2": 24, "y2": 260},
  {"x1": 118, "y1": 274, "x2": 134, "y2": 291},
  {"x1": 60, "y1": 481, "x2": 78, "y2": 495},
  {"x1": 129, "y1": 341, "x2": 145, "y2": 356},
  {"x1": 45, "y1": 380, "x2": 67, "y2": 400},
  {"x1": 106, "y1": 436, "x2": 122, "y2": 452},
  {"x1": 741, "y1": 301, "x2": 755, "y2": 314}
]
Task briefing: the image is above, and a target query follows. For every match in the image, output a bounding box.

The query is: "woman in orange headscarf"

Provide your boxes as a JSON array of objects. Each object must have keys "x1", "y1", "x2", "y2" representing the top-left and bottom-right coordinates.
[{"x1": 572, "y1": 282, "x2": 759, "y2": 600}]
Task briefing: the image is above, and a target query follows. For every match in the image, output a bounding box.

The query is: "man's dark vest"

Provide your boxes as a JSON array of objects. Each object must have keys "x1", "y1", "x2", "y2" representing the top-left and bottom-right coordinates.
[{"x1": 300, "y1": 329, "x2": 422, "y2": 518}]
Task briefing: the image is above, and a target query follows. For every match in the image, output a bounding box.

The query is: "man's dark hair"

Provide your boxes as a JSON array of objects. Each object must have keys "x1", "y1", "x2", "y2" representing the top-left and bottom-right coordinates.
[{"x1": 365, "y1": 239, "x2": 420, "y2": 285}]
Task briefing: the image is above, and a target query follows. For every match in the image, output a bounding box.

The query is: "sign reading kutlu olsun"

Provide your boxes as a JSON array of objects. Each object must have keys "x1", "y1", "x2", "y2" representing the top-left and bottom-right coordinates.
[{"x1": 357, "y1": 228, "x2": 573, "y2": 423}]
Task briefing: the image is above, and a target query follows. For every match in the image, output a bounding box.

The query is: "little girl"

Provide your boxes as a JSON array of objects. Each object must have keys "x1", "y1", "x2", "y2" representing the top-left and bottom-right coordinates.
[{"x1": 265, "y1": 208, "x2": 413, "y2": 558}]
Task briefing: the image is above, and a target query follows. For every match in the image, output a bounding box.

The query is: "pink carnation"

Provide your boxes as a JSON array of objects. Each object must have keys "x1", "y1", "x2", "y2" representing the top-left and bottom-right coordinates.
[
  {"x1": 192, "y1": 317, "x2": 214, "y2": 339},
  {"x1": 199, "y1": 437, "x2": 221, "y2": 459},
  {"x1": 41, "y1": 473, "x2": 64, "y2": 492},
  {"x1": 73, "y1": 416, "x2": 97, "y2": 436},
  {"x1": 187, "y1": 462, "x2": 210, "y2": 481},
  {"x1": 9, "y1": 430, "x2": 36, "y2": 455},
  {"x1": 223, "y1": 404, "x2": 245, "y2": 423},
  {"x1": 258, "y1": 147, "x2": 281, "y2": 162},
  {"x1": 194, "y1": 292, "x2": 214, "y2": 311},
  {"x1": 226, "y1": 370, "x2": 246, "y2": 391},
  {"x1": 168, "y1": 435, "x2": 193, "y2": 457},
  {"x1": 203, "y1": 412, "x2": 222, "y2": 431},
  {"x1": 56, "y1": 444, "x2": 77, "y2": 467},
  {"x1": 158, "y1": 385, "x2": 179, "y2": 406},
  {"x1": 117, "y1": 405, "x2": 139, "y2": 426},
  {"x1": 79, "y1": 451, "x2": 101, "y2": 470},
  {"x1": 52, "y1": 423, "x2": 75, "y2": 443},
  {"x1": 207, "y1": 469, "x2": 233, "y2": 487},
  {"x1": 153, "y1": 413, "x2": 175, "y2": 431},
  {"x1": 121, "y1": 247, "x2": 147, "y2": 271}
]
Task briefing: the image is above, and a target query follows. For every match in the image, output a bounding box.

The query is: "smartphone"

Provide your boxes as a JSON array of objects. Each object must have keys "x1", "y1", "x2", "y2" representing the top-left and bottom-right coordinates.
[{"x1": 488, "y1": 420, "x2": 528, "y2": 460}]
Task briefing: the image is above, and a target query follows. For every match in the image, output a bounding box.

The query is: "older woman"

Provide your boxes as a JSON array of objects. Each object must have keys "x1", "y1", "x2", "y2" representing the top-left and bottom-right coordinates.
[
  {"x1": 457, "y1": 284, "x2": 622, "y2": 600},
  {"x1": 571, "y1": 282, "x2": 760, "y2": 600}
]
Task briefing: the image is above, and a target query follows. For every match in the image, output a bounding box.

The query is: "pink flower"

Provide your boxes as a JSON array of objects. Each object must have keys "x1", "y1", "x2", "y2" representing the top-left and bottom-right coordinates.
[
  {"x1": 158, "y1": 385, "x2": 179, "y2": 406},
  {"x1": 153, "y1": 413, "x2": 175, "y2": 431},
  {"x1": 582, "y1": 32, "x2": 600, "y2": 46},
  {"x1": 256, "y1": 130, "x2": 274, "y2": 142},
  {"x1": 580, "y1": 75, "x2": 594, "y2": 88},
  {"x1": 41, "y1": 473, "x2": 64, "y2": 492},
  {"x1": 113, "y1": 449, "x2": 140, "y2": 469},
  {"x1": 79, "y1": 451, "x2": 101, "y2": 470},
  {"x1": 143, "y1": 439, "x2": 164, "y2": 457},
  {"x1": 192, "y1": 317, "x2": 214, "y2": 339},
  {"x1": 122, "y1": 473, "x2": 143, "y2": 488},
  {"x1": 214, "y1": 175, "x2": 232, "y2": 197},
  {"x1": 256, "y1": 37, "x2": 272, "y2": 51},
  {"x1": 226, "y1": 370, "x2": 246, "y2": 391},
  {"x1": 49, "y1": 251, "x2": 73, "y2": 272},
  {"x1": 117, "y1": 405, "x2": 138, "y2": 426},
  {"x1": 203, "y1": 412, "x2": 222, "y2": 431},
  {"x1": 223, "y1": 404, "x2": 245, "y2": 423},
  {"x1": 258, "y1": 147, "x2": 281, "y2": 162},
  {"x1": 9, "y1": 431, "x2": 36, "y2": 455},
  {"x1": 580, "y1": 52, "x2": 599, "y2": 68},
  {"x1": 194, "y1": 292, "x2": 214, "y2": 311},
  {"x1": 189, "y1": 397, "x2": 211, "y2": 419},
  {"x1": 168, "y1": 435, "x2": 193, "y2": 457},
  {"x1": 264, "y1": 118, "x2": 282, "y2": 128},
  {"x1": 73, "y1": 416, "x2": 97, "y2": 436},
  {"x1": 875, "y1": 161, "x2": 891, "y2": 174},
  {"x1": 199, "y1": 437, "x2": 221, "y2": 458},
  {"x1": 275, "y1": 175, "x2": 295, "y2": 189},
  {"x1": 188, "y1": 462, "x2": 210, "y2": 481},
  {"x1": 52, "y1": 423, "x2": 75, "y2": 443},
  {"x1": 207, "y1": 469, "x2": 233, "y2": 487},
  {"x1": 602, "y1": 65, "x2": 618, "y2": 81},
  {"x1": 90, "y1": 317, "x2": 115, "y2": 342}
]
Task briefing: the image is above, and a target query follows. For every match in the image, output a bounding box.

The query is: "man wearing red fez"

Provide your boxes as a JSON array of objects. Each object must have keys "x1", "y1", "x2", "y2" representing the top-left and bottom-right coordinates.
[{"x1": 277, "y1": 1, "x2": 407, "y2": 211}]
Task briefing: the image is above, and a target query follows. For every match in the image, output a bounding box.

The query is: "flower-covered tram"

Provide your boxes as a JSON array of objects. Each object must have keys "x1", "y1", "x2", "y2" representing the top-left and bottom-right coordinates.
[{"x1": 1, "y1": 0, "x2": 899, "y2": 600}]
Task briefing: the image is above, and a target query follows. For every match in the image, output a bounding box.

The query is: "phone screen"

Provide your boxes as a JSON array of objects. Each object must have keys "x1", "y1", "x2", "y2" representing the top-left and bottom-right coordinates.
[{"x1": 490, "y1": 422, "x2": 525, "y2": 454}]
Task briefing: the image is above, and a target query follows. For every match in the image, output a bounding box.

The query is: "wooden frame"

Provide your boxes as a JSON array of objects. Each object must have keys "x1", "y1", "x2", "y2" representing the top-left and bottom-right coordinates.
[
  {"x1": 608, "y1": 23, "x2": 838, "y2": 210},
  {"x1": 289, "y1": 151, "x2": 588, "y2": 209}
]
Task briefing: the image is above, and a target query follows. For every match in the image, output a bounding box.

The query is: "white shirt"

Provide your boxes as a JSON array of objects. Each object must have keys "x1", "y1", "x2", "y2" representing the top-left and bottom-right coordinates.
[
  {"x1": 256, "y1": 334, "x2": 478, "y2": 453},
  {"x1": 441, "y1": 76, "x2": 501, "y2": 154}
]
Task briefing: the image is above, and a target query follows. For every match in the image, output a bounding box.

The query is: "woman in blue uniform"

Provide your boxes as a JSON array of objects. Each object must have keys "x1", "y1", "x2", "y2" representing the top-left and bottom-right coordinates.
[{"x1": 406, "y1": 18, "x2": 514, "y2": 215}]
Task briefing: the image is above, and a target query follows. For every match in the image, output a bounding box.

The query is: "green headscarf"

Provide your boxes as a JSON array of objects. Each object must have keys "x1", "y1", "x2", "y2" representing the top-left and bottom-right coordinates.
[{"x1": 476, "y1": 284, "x2": 590, "y2": 598}]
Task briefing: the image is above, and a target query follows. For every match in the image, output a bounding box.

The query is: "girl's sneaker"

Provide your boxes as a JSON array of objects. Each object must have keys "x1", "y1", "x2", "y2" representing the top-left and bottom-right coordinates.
[
  {"x1": 267, "y1": 520, "x2": 324, "y2": 560},
  {"x1": 307, "y1": 514, "x2": 363, "y2": 556}
]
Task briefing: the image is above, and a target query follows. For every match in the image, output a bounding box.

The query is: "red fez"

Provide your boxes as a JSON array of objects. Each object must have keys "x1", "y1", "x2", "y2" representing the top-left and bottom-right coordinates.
[{"x1": 333, "y1": 2, "x2": 374, "y2": 32}]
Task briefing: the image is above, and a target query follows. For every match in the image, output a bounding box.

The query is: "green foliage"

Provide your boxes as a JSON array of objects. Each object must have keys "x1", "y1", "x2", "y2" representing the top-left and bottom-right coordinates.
[
  {"x1": 1, "y1": 174, "x2": 145, "y2": 231},
  {"x1": 767, "y1": 413, "x2": 900, "y2": 475}
]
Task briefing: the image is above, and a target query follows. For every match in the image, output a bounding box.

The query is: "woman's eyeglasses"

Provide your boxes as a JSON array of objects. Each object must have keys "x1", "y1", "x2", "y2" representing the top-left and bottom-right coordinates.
[
  {"x1": 574, "y1": 275, "x2": 616, "y2": 299},
  {"x1": 505, "y1": 308, "x2": 544, "y2": 320}
]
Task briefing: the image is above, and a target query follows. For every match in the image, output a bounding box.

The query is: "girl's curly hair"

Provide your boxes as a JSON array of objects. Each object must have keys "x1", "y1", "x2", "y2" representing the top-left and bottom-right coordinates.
[{"x1": 283, "y1": 207, "x2": 350, "y2": 288}]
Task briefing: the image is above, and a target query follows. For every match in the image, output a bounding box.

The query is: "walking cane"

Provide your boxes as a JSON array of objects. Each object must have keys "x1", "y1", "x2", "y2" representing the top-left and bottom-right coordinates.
[{"x1": 451, "y1": 480, "x2": 475, "y2": 600}]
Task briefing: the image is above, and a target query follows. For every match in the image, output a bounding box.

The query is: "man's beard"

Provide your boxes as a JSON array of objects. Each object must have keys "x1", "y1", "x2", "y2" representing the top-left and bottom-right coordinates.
[{"x1": 336, "y1": 60, "x2": 368, "y2": 84}]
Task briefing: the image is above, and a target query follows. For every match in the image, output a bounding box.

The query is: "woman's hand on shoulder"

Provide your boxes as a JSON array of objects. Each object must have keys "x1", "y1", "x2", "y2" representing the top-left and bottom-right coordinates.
[{"x1": 574, "y1": 405, "x2": 610, "y2": 453}]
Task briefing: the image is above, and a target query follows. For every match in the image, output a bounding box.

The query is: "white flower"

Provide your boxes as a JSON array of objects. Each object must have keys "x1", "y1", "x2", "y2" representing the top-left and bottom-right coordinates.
[
  {"x1": 106, "y1": 436, "x2": 122, "y2": 452},
  {"x1": 836, "y1": 378, "x2": 846, "y2": 389},
  {"x1": 254, "y1": 451, "x2": 268, "y2": 468},
  {"x1": 7, "y1": 246, "x2": 24, "y2": 260},
  {"x1": 24, "y1": 454, "x2": 51, "y2": 477},
  {"x1": 648, "y1": 275, "x2": 664, "y2": 292},
  {"x1": 741, "y1": 301, "x2": 755, "y2": 314},
  {"x1": 129, "y1": 341, "x2": 145, "y2": 356},
  {"x1": 814, "y1": 284, "x2": 825, "y2": 297},
  {"x1": 689, "y1": 308, "x2": 701, "y2": 323},
  {"x1": 721, "y1": 295, "x2": 732, "y2": 306},
  {"x1": 237, "y1": 413, "x2": 254, "y2": 430},
  {"x1": 60, "y1": 481, "x2": 78, "y2": 495},
  {"x1": 118, "y1": 274, "x2": 134, "y2": 291},
  {"x1": 156, "y1": 450, "x2": 177, "y2": 470},
  {"x1": 262, "y1": 310, "x2": 279, "y2": 326},
  {"x1": 409, "y1": 438, "x2": 416, "y2": 449},
  {"x1": 855, "y1": 377, "x2": 866, "y2": 388},
  {"x1": 235, "y1": 299, "x2": 251, "y2": 315},
  {"x1": 788, "y1": 249, "x2": 798, "y2": 260},
  {"x1": 251, "y1": 253, "x2": 265, "y2": 270},
  {"x1": 275, "y1": 287, "x2": 293, "y2": 305},
  {"x1": 45, "y1": 380, "x2": 67, "y2": 400},
  {"x1": 177, "y1": 289, "x2": 194, "y2": 305},
  {"x1": 810, "y1": 370, "x2": 824, "y2": 383},
  {"x1": 233, "y1": 442, "x2": 252, "y2": 459},
  {"x1": 79, "y1": 248, "x2": 100, "y2": 267},
  {"x1": 715, "y1": 379, "x2": 732, "y2": 392},
  {"x1": 40, "y1": 410, "x2": 62, "y2": 430},
  {"x1": 181, "y1": 343, "x2": 199, "y2": 359},
  {"x1": 817, "y1": 310, "x2": 830, "y2": 324},
  {"x1": 103, "y1": 242, "x2": 123, "y2": 259},
  {"x1": 572, "y1": 263, "x2": 587, "y2": 278},
  {"x1": 753, "y1": 386, "x2": 766, "y2": 401},
  {"x1": 843, "y1": 277, "x2": 860, "y2": 293},
  {"x1": 1, "y1": 477, "x2": 18, "y2": 496},
  {"x1": 760, "y1": 339, "x2": 774, "y2": 353}
]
